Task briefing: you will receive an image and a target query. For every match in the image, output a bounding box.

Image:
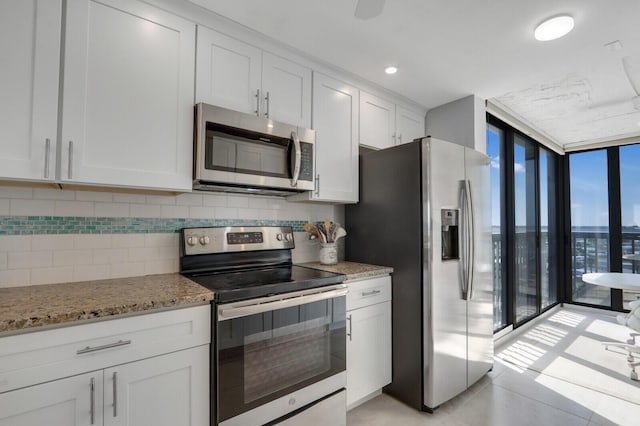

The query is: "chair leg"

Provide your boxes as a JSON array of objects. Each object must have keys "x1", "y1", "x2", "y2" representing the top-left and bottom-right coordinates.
[{"x1": 630, "y1": 360, "x2": 640, "y2": 381}]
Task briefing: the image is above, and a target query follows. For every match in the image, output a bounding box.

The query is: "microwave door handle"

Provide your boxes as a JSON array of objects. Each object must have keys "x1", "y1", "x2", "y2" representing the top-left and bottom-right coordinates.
[{"x1": 290, "y1": 130, "x2": 301, "y2": 187}]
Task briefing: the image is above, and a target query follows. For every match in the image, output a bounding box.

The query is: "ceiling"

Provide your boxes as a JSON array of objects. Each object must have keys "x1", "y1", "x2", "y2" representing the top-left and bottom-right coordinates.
[{"x1": 189, "y1": 0, "x2": 640, "y2": 150}]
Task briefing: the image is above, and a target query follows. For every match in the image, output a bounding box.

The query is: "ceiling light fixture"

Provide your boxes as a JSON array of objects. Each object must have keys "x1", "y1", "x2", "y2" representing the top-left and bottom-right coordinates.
[
  {"x1": 534, "y1": 15, "x2": 574, "y2": 41},
  {"x1": 385, "y1": 66, "x2": 398, "y2": 75}
]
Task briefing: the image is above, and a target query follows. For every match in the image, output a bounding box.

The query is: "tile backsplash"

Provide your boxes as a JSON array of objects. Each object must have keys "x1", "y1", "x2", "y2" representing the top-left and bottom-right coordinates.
[{"x1": 0, "y1": 186, "x2": 342, "y2": 288}]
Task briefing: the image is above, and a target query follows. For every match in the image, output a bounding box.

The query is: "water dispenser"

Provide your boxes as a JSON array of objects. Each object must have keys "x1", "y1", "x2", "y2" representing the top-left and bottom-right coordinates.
[{"x1": 441, "y1": 209, "x2": 459, "y2": 260}]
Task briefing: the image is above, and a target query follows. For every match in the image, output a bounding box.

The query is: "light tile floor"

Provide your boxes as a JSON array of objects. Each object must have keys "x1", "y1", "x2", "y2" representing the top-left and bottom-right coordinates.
[{"x1": 347, "y1": 307, "x2": 640, "y2": 426}]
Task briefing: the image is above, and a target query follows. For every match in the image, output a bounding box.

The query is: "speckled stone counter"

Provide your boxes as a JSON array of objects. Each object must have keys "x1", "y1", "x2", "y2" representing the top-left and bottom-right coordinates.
[
  {"x1": 300, "y1": 261, "x2": 392, "y2": 281},
  {"x1": 0, "y1": 274, "x2": 213, "y2": 335}
]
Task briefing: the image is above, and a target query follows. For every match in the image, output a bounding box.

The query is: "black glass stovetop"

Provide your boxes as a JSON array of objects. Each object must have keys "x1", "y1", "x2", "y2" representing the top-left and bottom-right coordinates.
[{"x1": 184, "y1": 265, "x2": 346, "y2": 303}]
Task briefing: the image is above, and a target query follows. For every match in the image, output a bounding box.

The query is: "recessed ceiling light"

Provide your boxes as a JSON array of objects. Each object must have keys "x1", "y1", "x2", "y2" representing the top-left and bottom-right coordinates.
[
  {"x1": 534, "y1": 15, "x2": 574, "y2": 41},
  {"x1": 385, "y1": 66, "x2": 398, "y2": 75}
]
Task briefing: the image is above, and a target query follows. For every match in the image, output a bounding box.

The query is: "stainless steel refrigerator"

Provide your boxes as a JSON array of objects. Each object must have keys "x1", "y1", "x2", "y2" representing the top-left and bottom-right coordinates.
[{"x1": 345, "y1": 137, "x2": 494, "y2": 411}]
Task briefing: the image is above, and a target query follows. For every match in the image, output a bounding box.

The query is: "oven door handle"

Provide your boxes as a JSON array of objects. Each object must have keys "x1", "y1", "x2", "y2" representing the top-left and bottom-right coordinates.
[{"x1": 218, "y1": 285, "x2": 348, "y2": 321}]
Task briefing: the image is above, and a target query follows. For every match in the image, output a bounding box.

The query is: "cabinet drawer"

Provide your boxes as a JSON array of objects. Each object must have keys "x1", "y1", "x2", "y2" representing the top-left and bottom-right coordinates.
[
  {"x1": 346, "y1": 275, "x2": 391, "y2": 311},
  {"x1": 0, "y1": 305, "x2": 210, "y2": 394}
]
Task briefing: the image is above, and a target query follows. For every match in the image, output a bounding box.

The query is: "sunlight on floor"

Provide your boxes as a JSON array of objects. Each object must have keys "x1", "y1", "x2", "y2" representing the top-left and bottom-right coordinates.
[
  {"x1": 547, "y1": 310, "x2": 586, "y2": 327},
  {"x1": 522, "y1": 323, "x2": 567, "y2": 347},
  {"x1": 534, "y1": 371, "x2": 640, "y2": 426},
  {"x1": 496, "y1": 340, "x2": 546, "y2": 369}
]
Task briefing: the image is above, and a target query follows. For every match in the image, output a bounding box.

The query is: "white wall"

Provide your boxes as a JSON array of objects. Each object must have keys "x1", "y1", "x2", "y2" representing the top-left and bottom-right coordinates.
[
  {"x1": 425, "y1": 95, "x2": 486, "y2": 153},
  {"x1": 0, "y1": 185, "x2": 343, "y2": 288}
]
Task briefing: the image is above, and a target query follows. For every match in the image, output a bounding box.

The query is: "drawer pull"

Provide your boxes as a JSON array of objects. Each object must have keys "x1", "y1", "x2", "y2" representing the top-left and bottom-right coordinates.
[
  {"x1": 361, "y1": 289, "x2": 381, "y2": 297},
  {"x1": 77, "y1": 339, "x2": 131, "y2": 355}
]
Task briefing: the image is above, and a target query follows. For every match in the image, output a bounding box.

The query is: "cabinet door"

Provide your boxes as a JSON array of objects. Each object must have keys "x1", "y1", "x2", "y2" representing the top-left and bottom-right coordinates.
[
  {"x1": 104, "y1": 345, "x2": 209, "y2": 426},
  {"x1": 0, "y1": 0, "x2": 60, "y2": 181},
  {"x1": 311, "y1": 72, "x2": 359, "y2": 203},
  {"x1": 61, "y1": 0, "x2": 195, "y2": 191},
  {"x1": 0, "y1": 371, "x2": 103, "y2": 426},
  {"x1": 196, "y1": 26, "x2": 262, "y2": 116},
  {"x1": 261, "y1": 52, "x2": 312, "y2": 128},
  {"x1": 359, "y1": 91, "x2": 395, "y2": 150},
  {"x1": 396, "y1": 106, "x2": 425, "y2": 145},
  {"x1": 346, "y1": 301, "x2": 391, "y2": 407}
]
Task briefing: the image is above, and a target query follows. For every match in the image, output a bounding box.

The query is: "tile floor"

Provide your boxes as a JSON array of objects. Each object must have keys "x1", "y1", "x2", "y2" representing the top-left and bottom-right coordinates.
[{"x1": 347, "y1": 307, "x2": 640, "y2": 426}]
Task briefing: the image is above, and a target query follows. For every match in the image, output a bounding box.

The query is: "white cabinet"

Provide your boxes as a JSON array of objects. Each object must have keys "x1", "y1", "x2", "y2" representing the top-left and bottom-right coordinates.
[
  {"x1": 346, "y1": 275, "x2": 392, "y2": 408},
  {"x1": 289, "y1": 72, "x2": 359, "y2": 203},
  {"x1": 359, "y1": 92, "x2": 396, "y2": 150},
  {"x1": 360, "y1": 91, "x2": 425, "y2": 149},
  {"x1": 396, "y1": 105, "x2": 426, "y2": 145},
  {"x1": 196, "y1": 27, "x2": 312, "y2": 128},
  {"x1": 0, "y1": 0, "x2": 195, "y2": 191},
  {"x1": 0, "y1": 0, "x2": 61, "y2": 182},
  {"x1": 60, "y1": 0, "x2": 195, "y2": 191},
  {"x1": 0, "y1": 306, "x2": 210, "y2": 426},
  {"x1": 0, "y1": 371, "x2": 103, "y2": 426},
  {"x1": 104, "y1": 346, "x2": 209, "y2": 426}
]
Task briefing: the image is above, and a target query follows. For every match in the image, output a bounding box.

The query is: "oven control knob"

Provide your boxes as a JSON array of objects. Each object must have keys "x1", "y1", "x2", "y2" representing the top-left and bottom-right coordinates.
[
  {"x1": 186, "y1": 236, "x2": 197, "y2": 246},
  {"x1": 276, "y1": 233, "x2": 284, "y2": 241},
  {"x1": 199, "y1": 236, "x2": 210, "y2": 246},
  {"x1": 285, "y1": 233, "x2": 294, "y2": 242}
]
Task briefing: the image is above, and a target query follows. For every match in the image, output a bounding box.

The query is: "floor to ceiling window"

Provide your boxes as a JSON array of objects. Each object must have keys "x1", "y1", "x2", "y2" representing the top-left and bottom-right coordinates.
[
  {"x1": 487, "y1": 115, "x2": 560, "y2": 331},
  {"x1": 619, "y1": 144, "x2": 640, "y2": 309},
  {"x1": 568, "y1": 149, "x2": 611, "y2": 307},
  {"x1": 567, "y1": 143, "x2": 640, "y2": 311},
  {"x1": 487, "y1": 123, "x2": 507, "y2": 330}
]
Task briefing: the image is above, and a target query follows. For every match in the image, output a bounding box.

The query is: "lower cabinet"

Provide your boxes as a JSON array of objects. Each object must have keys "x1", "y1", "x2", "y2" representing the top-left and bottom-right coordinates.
[
  {"x1": 345, "y1": 275, "x2": 392, "y2": 408},
  {"x1": 0, "y1": 370, "x2": 103, "y2": 426},
  {"x1": 0, "y1": 345, "x2": 208, "y2": 426},
  {"x1": 0, "y1": 305, "x2": 211, "y2": 426}
]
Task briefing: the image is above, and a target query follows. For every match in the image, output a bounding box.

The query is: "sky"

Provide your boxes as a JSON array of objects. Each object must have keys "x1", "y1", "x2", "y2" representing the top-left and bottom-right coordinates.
[{"x1": 486, "y1": 128, "x2": 640, "y2": 229}]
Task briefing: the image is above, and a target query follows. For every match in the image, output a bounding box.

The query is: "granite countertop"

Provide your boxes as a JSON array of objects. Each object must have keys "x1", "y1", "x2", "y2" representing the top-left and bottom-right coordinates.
[
  {"x1": 0, "y1": 274, "x2": 213, "y2": 335},
  {"x1": 300, "y1": 261, "x2": 393, "y2": 281}
]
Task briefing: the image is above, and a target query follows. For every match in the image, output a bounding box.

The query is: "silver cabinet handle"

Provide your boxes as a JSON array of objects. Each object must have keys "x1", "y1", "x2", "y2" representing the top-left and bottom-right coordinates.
[
  {"x1": 264, "y1": 91, "x2": 270, "y2": 118},
  {"x1": 44, "y1": 138, "x2": 51, "y2": 178},
  {"x1": 392, "y1": 133, "x2": 396, "y2": 145},
  {"x1": 398, "y1": 133, "x2": 403, "y2": 144},
  {"x1": 77, "y1": 339, "x2": 131, "y2": 355},
  {"x1": 290, "y1": 131, "x2": 301, "y2": 187},
  {"x1": 255, "y1": 89, "x2": 260, "y2": 116},
  {"x1": 67, "y1": 141, "x2": 73, "y2": 179},
  {"x1": 113, "y1": 372, "x2": 118, "y2": 417},
  {"x1": 361, "y1": 289, "x2": 381, "y2": 297},
  {"x1": 314, "y1": 174, "x2": 320, "y2": 196},
  {"x1": 90, "y1": 377, "x2": 95, "y2": 425},
  {"x1": 347, "y1": 314, "x2": 352, "y2": 341}
]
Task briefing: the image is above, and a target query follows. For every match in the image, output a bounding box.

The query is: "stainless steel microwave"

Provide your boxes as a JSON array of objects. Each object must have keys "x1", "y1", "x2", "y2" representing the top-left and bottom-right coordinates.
[{"x1": 194, "y1": 103, "x2": 315, "y2": 195}]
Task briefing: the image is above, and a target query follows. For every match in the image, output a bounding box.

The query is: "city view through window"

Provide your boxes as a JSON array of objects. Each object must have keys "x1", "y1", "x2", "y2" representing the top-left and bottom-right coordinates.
[{"x1": 488, "y1": 118, "x2": 639, "y2": 330}]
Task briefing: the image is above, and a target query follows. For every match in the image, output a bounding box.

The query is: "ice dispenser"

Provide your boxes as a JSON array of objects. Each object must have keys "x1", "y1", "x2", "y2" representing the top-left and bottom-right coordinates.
[{"x1": 441, "y1": 209, "x2": 459, "y2": 260}]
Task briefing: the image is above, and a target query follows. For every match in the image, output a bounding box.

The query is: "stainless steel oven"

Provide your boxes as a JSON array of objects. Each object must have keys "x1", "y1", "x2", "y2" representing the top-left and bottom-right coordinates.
[
  {"x1": 216, "y1": 286, "x2": 347, "y2": 425},
  {"x1": 179, "y1": 226, "x2": 347, "y2": 426},
  {"x1": 194, "y1": 104, "x2": 315, "y2": 195}
]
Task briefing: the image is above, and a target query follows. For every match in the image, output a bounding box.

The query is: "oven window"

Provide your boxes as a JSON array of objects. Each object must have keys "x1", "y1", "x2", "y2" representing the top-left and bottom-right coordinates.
[
  {"x1": 216, "y1": 297, "x2": 346, "y2": 422},
  {"x1": 205, "y1": 128, "x2": 290, "y2": 179}
]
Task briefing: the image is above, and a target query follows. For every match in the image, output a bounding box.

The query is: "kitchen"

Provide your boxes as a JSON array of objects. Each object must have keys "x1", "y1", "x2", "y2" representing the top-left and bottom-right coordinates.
[{"x1": 2, "y1": 0, "x2": 640, "y2": 425}]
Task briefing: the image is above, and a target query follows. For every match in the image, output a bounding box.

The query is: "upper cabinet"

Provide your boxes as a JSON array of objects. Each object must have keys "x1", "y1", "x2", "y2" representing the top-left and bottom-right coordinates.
[
  {"x1": 196, "y1": 27, "x2": 312, "y2": 128},
  {"x1": 360, "y1": 92, "x2": 396, "y2": 150},
  {"x1": 359, "y1": 90, "x2": 426, "y2": 149},
  {"x1": 0, "y1": 0, "x2": 195, "y2": 191},
  {"x1": 0, "y1": 0, "x2": 61, "y2": 182},
  {"x1": 289, "y1": 72, "x2": 359, "y2": 203},
  {"x1": 60, "y1": 0, "x2": 195, "y2": 191},
  {"x1": 396, "y1": 105, "x2": 426, "y2": 145}
]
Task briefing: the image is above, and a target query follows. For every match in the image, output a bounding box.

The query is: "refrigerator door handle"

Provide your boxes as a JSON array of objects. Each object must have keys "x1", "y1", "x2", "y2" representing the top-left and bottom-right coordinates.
[
  {"x1": 459, "y1": 180, "x2": 468, "y2": 300},
  {"x1": 465, "y1": 179, "x2": 475, "y2": 299}
]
